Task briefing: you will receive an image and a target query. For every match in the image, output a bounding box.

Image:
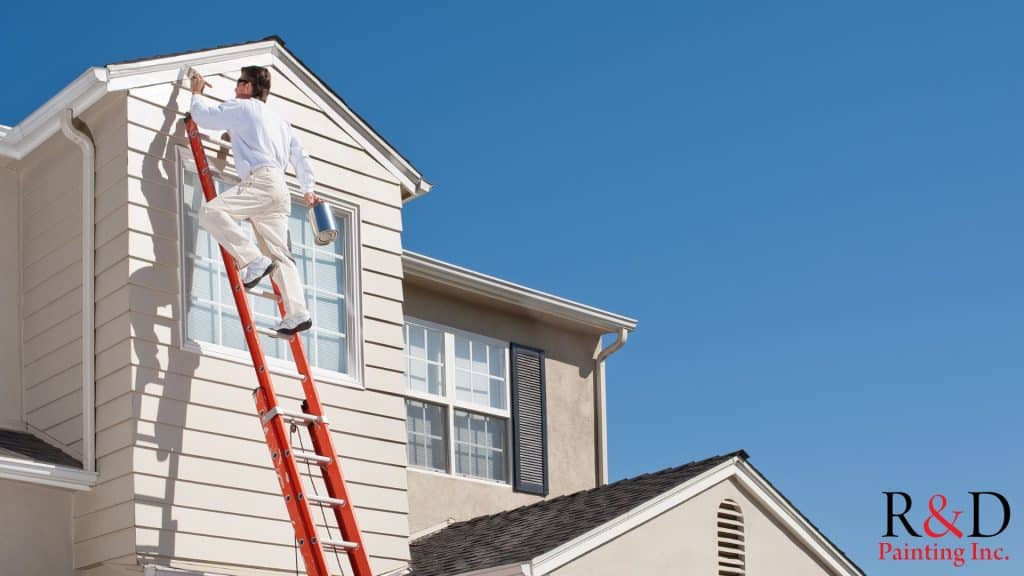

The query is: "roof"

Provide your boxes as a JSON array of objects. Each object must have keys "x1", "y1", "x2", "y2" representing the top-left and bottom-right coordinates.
[
  {"x1": 0, "y1": 36, "x2": 430, "y2": 199},
  {"x1": 0, "y1": 429, "x2": 81, "y2": 468},
  {"x1": 403, "y1": 251, "x2": 638, "y2": 334},
  {"x1": 409, "y1": 451, "x2": 746, "y2": 576}
]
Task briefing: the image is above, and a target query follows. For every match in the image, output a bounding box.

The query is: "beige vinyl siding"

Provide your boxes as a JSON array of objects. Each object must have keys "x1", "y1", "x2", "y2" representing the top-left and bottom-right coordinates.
[
  {"x1": 121, "y1": 64, "x2": 410, "y2": 573},
  {"x1": 17, "y1": 93, "x2": 128, "y2": 456},
  {"x1": 0, "y1": 478, "x2": 74, "y2": 575}
]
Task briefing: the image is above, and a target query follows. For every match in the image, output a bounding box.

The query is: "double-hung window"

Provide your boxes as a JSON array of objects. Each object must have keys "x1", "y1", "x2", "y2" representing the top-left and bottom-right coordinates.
[
  {"x1": 404, "y1": 319, "x2": 510, "y2": 483},
  {"x1": 178, "y1": 152, "x2": 361, "y2": 383}
]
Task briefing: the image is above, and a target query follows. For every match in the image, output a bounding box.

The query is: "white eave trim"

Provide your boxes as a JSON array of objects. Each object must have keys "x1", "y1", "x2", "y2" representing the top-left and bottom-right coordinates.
[
  {"x1": 0, "y1": 67, "x2": 108, "y2": 160},
  {"x1": 2, "y1": 39, "x2": 431, "y2": 198},
  {"x1": 403, "y1": 251, "x2": 637, "y2": 334},
  {"x1": 0, "y1": 456, "x2": 97, "y2": 491},
  {"x1": 452, "y1": 564, "x2": 531, "y2": 576}
]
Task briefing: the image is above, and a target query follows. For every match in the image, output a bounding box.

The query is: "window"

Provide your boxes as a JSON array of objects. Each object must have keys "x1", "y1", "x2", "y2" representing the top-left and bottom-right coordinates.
[
  {"x1": 404, "y1": 320, "x2": 509, "y2": 482},
  {"x1": 178, "y1": 156, "x2": 361, "y2": 382},
  {"x1": 717, "y1": 499, "x2": 746, "y2": 576}
]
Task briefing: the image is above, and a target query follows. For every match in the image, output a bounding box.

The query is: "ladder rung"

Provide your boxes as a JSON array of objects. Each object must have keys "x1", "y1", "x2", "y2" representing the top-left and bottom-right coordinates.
[
  {"x1": 255, "y1": 326, "x2": 292, "y2": 340},
  {"x1": 319, "y1": 538, "x2": 359, "y2": 552},
  {"x1": 306, "y1": 494, "x2": 346, "y2": 507},
  {"x1": 291, "y1": 450, "x2": 332, "y2": 465},
  {"x1": 262, "y1": 406, "x2": 329, "y2": 427},
  {"x1": 247, "y1": 289, "x2": 281, "y2": 301}
]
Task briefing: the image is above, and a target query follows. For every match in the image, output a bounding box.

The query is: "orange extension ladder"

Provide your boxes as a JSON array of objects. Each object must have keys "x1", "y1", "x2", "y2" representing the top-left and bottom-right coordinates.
[{"x1": 183, "y1": 114, "x2": 374, "y2": 576}]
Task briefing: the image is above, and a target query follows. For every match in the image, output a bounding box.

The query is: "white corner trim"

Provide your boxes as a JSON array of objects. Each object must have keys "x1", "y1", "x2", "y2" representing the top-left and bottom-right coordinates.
[
  {"x1": 0, "y1": 456, "x2": 98, "y2": 491},
  {"x1": 403, "y1": 251, "x2": 638, "y2": 334},
  {"x1": 733, "y1": 461, "x2": 864, "y2": 576},
  {"x1": 0, "y1": 67, "x2": 108, "y2": 160},
  {"x1": 529, "y1": 457, "x2": 739, "y2": 575}
]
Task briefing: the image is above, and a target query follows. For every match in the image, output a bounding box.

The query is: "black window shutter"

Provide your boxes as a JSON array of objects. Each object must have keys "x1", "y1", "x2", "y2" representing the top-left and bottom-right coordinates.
[{"x1": 510, "y1": 343, "x2": 548, "y2": 495}]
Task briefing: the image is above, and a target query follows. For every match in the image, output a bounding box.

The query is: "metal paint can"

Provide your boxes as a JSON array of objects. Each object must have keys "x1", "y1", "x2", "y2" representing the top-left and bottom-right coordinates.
[{"x1": 307, "y1": 201, "x2": 339, "y2": 246}]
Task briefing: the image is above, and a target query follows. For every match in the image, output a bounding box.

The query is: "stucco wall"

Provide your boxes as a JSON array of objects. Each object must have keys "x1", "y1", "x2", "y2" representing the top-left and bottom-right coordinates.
[
  {"x1": 0, "y1": 478, "x2": 73, "y2": 576},
  {"x1": 550, "y1": 477, "x2": 835, "y2": 575},
  {"x1": 0, "y1": 163, "x2": 21, "y2": 427},
  {"x1": 403, "y1": 281, "x2": 602, "y2": 533}
]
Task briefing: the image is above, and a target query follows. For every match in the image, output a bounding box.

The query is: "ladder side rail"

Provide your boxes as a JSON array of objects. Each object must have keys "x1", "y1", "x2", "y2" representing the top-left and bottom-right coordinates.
[
  {"x1": 183, "y1": 115, "x2": 333, "y2": 576},
  {"x1": 270, "y1": 279, "x2": 375, "y2": 576}
]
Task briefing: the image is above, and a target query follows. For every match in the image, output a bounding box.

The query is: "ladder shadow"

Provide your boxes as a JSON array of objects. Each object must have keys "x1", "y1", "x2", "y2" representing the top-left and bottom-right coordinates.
[{"x1": 129, "y1": 77, "x2": 202, "y2": 565}]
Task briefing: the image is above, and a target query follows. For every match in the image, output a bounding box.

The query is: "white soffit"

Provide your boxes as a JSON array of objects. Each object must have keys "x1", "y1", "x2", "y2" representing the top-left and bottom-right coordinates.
[{"x1": 403, "y1": 251, "x2": 637, "y2": 334}]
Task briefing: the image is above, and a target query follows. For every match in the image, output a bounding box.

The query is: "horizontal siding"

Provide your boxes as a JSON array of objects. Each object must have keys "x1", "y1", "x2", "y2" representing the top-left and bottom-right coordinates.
[
  {"x1": 117, "y1": 71, "x2": 413, "y2": 572},
  {"x1": 136, "y1": 528, "x2": 408, "y2": 574},
  {"x1": 63, "y1": 94, "x2": 133, "y2": 575}
]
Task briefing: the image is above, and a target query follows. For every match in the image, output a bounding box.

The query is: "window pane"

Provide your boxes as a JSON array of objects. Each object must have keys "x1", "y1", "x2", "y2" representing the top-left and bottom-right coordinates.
[
  {"x1": 490, "y1": 378, "x2": 506, "y2": 410},
  {"x1": 489, "y1": 349, "x2": 504, "y2": 378},
  {"x1": 454, "y1": 410, "x2": 506, "y2": 481},
  {"x1": 407, "y1": 325, "x2": 426, "y2": 360},
  {"x1": 316, "y1": 331, "x2": 346, "y2": 373},
  {"x1": 289, "y1": 203, "x2": 312, "y2": 247},
  {"x1": 315, "y1": 293, "x2": 345, "y2": 334},
  {"x1": 428, "y1": 364, "x2": 444, "y2": 396},
  {"x1": 188, "y1": 301, "x2": 218, "y2": 344},
  {"x1": 427, "y1": 329, "x2": 443, "y2": 363},
  {"x1": 455, "y1": 370, "x2": 472, "y2": 403},
  {"x1": 454, "y1": 335, "x2": 470, "y2": 369},
  {"x1": 408, "y1": 358, "x2": 427, "y2": 393},
  {"x1": 315, "y1": 250, "x2": 343, "y2": 294},
  {"x1": 406, "y1": 400, "x2": 447, "y2": 472},
  {"x1": 472, "y1": 342, "x2": 487, "y2": 374},
  {"x1": 472, "y1": 373, "x2": 489, "y2": 406},
  {"x1": 190, "y1": 262, "x2": 216, "y2": 301}
]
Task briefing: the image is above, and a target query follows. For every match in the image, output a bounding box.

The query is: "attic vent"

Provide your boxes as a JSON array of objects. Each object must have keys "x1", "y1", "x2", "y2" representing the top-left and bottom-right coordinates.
[{"x1": 717, "y1": 498, "x2": 746, "y2": 576}]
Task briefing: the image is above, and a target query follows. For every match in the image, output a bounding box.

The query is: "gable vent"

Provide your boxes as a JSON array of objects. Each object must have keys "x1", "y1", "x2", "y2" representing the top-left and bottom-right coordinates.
[{"x1": 717, "y1": 498, "x2": 746, "y2": 576}]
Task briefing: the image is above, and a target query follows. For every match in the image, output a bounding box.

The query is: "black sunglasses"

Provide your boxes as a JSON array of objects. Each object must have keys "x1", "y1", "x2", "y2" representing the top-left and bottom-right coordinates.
[{"x1": 237, "y1": 78, "x2": 252, "y2": 85}]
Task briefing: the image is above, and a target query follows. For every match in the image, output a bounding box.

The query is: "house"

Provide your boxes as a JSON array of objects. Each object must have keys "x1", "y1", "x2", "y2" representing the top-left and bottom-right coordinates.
[{"x1": 0, "y1": 37, "x2": 863, "y2": 576}]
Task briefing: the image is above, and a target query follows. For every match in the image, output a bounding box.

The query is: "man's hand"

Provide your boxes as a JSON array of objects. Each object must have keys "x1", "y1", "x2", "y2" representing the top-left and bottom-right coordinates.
[
  {"x1": 189, "y1": 71, "x2": 212, "y2": 94},
  {"x1": 304, "y1": 192, "x2": 319, "y2": 207}
]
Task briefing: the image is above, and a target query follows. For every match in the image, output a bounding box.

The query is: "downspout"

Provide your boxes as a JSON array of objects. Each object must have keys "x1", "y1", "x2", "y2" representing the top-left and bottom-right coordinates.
[
  {"x1": 594, "y1": 327, "x2": 628, "y2": 485},
  {"x1": 59, "y1": 109, "x2": 95, "y2": 474}
]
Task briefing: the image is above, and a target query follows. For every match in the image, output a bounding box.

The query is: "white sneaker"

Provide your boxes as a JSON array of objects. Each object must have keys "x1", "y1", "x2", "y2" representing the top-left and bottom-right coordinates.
[
  {"x1": 274, "y1": 312, "x2": 312, "y2": 336},
  {"x1": 242, "y1": 256, "x2": 276, "y2": 289}
]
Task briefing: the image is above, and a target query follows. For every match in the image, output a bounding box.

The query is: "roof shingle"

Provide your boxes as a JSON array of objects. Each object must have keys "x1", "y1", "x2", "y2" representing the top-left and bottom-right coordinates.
[
  {"x1": 0, "y1": 429, "x2": 82, "y2": 468},
  {"x1": 409, "y1": 450, "x2": 746, "y2": 576}
]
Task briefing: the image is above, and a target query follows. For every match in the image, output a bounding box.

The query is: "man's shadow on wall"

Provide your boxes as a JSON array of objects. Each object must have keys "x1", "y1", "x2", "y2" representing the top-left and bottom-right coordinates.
[{"x1": 130, "y1": 77, "x2": 222, "y2": 564}]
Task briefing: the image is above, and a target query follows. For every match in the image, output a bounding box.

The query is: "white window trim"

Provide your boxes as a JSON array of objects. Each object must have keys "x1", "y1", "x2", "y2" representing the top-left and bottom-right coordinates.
[
  {"x1": 404, "y1": 316, "x2": 514, "y2": 484},
  {"x1": 175, "y1": 146, "x2": 365, "y2": 389}
]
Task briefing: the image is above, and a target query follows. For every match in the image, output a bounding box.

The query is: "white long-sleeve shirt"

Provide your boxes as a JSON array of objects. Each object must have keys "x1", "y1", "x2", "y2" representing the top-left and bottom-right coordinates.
[{"x1": 190, "y1": 94, "x2": 316, "y2": 193}]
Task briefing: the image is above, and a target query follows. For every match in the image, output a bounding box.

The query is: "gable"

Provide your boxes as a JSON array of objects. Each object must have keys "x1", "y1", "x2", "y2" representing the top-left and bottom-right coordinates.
[
  {"x1": 548, "y1": 477, "x2": 834, "y2": 576},
  {"x1": 2, "y1": 38, "x2": 430, "y2": 200}
]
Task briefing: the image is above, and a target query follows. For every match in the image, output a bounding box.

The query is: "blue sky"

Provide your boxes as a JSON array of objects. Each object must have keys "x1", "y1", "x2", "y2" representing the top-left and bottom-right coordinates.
[{"x1": 4, "y1": 1, "x2": 1021, "y2": 574}]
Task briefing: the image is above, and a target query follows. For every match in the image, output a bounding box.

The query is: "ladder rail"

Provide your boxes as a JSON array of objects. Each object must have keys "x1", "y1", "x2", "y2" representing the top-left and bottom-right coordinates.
[{"x1": 183, "y1": 115, "x2": 372, "y2": 576}]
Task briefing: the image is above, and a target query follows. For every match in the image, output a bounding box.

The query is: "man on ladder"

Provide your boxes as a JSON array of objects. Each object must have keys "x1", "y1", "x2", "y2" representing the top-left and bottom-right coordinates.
[{"x1": 189, "y1": 66, "x2": 316, "y2": 335}]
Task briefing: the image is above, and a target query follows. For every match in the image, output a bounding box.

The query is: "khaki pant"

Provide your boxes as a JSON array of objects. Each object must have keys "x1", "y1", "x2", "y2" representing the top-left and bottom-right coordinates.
[{"x1": 198, "y1": 166, "x2": 308, "y2": 319}]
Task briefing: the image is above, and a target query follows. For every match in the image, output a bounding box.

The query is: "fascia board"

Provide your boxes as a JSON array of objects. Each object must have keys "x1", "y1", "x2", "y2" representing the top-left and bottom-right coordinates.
[
  {"x1": 0, "y1": 456, "x2": 98, "y2": 491},
  {"x1": 106, "y1": 47, "x2": 275, "y2": 91},
  {"x1": 529, "y1": 458, "x2": 740, "y2": 575},
  {"x1": 733, "y1": 461, "x2": 865, "y2": 576},
  {"x1": 270, "y1": 47, "x2": 429, "y2": 198},
  {"x1": 0, "y1": 67, "x2": 108, "y2": 160},
  {"x1": 403, "y1": 251, "x2": 638, "y2": 334}
]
